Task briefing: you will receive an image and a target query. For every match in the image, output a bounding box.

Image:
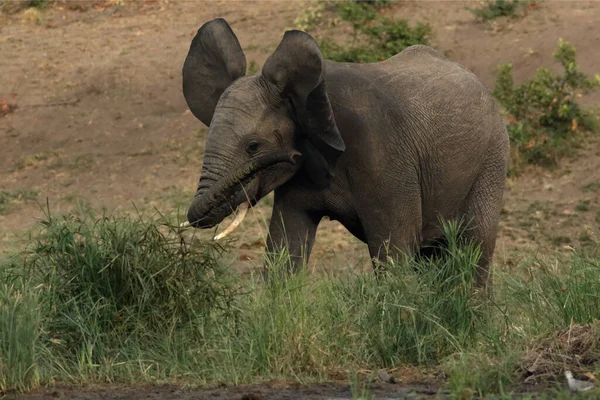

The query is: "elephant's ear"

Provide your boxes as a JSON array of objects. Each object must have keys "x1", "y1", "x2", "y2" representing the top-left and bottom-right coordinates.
[
  {"x1": 262, "y1": 30, "x2": 345, "y2": 186},
  {"x1": 182, "y1": 18, "x2": 247, "y2": 127}
]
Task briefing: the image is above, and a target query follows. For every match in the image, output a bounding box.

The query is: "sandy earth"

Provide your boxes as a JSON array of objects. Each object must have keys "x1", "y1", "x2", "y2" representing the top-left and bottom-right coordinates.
[
  {"x1": 4, "y1": 380, "x2": 556, "y2": 400},
  {"x1": 1, "y1": 0, "x2": 599, "y2": 397}
]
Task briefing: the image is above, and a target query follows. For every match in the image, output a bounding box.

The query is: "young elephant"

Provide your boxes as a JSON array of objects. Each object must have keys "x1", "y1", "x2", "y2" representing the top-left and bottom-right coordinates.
[{"x1": 182, "y1": 18, "x2": 510, "y2": 289}]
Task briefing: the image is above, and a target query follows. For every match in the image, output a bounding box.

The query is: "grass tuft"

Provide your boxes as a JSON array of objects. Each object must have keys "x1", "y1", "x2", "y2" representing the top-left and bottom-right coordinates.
[
  {"x1": 506, "y1": 245, "x2": 600, "y2": 330},
  {"x1": 0, "y1": 188, "x2": 39, "y2": 215},
  {"x1": 0, "y1": 206, "x2": 240, "y2": 391}
]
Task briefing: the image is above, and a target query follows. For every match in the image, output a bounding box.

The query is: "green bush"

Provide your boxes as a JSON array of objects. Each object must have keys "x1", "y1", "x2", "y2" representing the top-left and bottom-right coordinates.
[
  {"x1": 293, "y1": 0, "x2": 326, "y2": 31},
  {"x1": 314, "y1": 0, "x2": 431, "y2": 63},
  {"x1": 469, "y1": 0, "x2": 526, "y2": 21},
  {"x1": 494, "y1": 39, "x2": 600, "y2": 170},
  {"x1": 293, "y1": 0, "x2": 396, "y2": 32},
  {"x1": 320, "y1": 18, "x2": 431, "y2": 63}
]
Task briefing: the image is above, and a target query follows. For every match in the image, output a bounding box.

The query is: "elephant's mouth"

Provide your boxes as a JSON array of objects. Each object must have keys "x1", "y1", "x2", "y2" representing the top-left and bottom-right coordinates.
[
  {"x1": 190, "y1": 178, "x2": 259, "y2": 230},
  {"x1": 186, "y1": 150, "x2": 301, "y2": 237}
]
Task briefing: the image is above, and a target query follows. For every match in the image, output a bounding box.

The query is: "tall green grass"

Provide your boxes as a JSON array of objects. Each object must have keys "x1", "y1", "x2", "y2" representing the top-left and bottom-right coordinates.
[
  {"x1": 0, "y1": 278, "x2": 42, "y2": 392},
  {"x1": 0, "y1": 208, "x2": 487, "y2": 392},
  {"x1": 2, "y1": 207, "x2": 600, "y2": 397},
  {"x1": 505, "y1": 244, "x2": 600, "y2": 330},
  {"x1": 0, "y1": 207, "x2": 241, "y2": 391},
  {"x1": 447, "y1": 240, "x2": 600, "y2": 397}
]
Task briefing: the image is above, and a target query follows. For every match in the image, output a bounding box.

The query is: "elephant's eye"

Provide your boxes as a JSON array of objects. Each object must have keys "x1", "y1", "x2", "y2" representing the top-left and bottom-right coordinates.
[{"x1": 246, "y1": 140, "x2": 261, "y2": 155}]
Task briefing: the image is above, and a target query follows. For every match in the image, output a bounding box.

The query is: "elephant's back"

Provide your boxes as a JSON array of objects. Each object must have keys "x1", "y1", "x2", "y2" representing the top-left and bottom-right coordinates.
[
  {"x1": 326, "y1": 45, "x2": 500, "y2": 131},
  {"x1": 367, "y1": 45, "x2": 505, "y2": 154},
  {"x1": 325, "y1": 45, "x2": 509, "y2": 226}
]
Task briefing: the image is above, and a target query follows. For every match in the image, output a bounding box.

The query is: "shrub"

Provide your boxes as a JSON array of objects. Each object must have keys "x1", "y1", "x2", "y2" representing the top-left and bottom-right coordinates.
[
  {"x1": 469, "y1": 0, "x2": 527, "y2": 21},
  {"x1": 291, "y1": 0, "x2": 428, "y2": 63},
  {"x1": 494, "y1": 39, "x2": 600, "y2": 170},
  {"x1": 293, "y1": 0, "x2": 326, "y2": 31},
  {"x1": 293, "y1": 0, "x2": 396, "y2": 32},
  {"x1": 319, "y1": 1, "x2": 431, "y2": 63}
]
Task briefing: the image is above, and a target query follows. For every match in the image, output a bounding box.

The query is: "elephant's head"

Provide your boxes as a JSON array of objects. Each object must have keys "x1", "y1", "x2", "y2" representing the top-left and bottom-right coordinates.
[{"x1": 182, "y1": 18, "x2": 345, "y2": 236}]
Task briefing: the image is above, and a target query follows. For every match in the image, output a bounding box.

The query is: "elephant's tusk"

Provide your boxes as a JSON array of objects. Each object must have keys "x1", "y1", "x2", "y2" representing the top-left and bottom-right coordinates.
[
  {"x1": 180, "y1": 221, "x2": 190, "y2": 228},
  {"x1": 214, "y1": 202, "x2": 249, "y2": 240}
]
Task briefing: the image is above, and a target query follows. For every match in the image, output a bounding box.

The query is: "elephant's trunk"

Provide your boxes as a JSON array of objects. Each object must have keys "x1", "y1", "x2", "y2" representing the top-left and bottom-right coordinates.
[{"x1": 187, "y1": 150, "x2": 301, "y2": 228}]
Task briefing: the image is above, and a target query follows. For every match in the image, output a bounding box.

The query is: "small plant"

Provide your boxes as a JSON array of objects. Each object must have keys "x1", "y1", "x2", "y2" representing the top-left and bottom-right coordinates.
[
  {"x1": 469, "y1": 0, "x2": 527, "y2": 21},
  {"x1": 446, "y1": 352, "x2": 518, "y2": 398},
  {"x1": 0, "y1": 188, "x2": 38, "y2": 215},
  {"x1": 293, "y1": 0, "x2": 326, "y2": 31},
  {"x1": 27, "y1": 0, "x2": 51, "y2": 7},
  {"x1": 0, "y1": 0, "x2": 51, "y2": 14},
  {"x1": 494, "y1": 38, "x2": 600, "y2": 170},
  {"x1": 247, "y1": 60, "x2": 258, "y2": 75}
]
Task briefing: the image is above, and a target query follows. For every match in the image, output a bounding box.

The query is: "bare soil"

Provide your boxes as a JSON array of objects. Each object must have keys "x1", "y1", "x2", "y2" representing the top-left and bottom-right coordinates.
[
  {"x1": 4, "y1": 382, "x2": 449, "y2": 400},
  {"x1": 1, "y1": 0, "x2": 599, "y2": 397},
  {"x1": 4, "y1": 380, "x2": 558, "y2": 400}
]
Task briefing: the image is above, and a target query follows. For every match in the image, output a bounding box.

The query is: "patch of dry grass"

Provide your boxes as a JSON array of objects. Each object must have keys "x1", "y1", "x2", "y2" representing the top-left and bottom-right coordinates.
[{"x1": 520, "y1": 322, "x2": 600, "y2": 381}]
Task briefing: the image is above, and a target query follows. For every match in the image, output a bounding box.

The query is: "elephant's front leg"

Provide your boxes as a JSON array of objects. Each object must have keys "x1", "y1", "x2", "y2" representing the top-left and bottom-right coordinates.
[{"x1": 264, "y1": 193, "x2": 321, "y2": 278}]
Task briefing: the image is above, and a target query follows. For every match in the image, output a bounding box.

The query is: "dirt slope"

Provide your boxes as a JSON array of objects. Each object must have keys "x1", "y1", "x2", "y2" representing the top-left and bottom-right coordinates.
[{"x1": 1, "y1": 0, "x2": 599, "y2": 276}]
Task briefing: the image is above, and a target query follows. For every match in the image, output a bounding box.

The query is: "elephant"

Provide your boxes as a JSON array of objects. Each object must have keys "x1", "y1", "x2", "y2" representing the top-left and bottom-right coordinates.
[{"x1": 181, "y1": 18, "x2": 510, "y2": 290}]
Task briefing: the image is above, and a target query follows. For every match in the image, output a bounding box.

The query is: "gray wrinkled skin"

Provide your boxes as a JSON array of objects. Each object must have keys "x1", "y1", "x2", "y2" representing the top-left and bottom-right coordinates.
[{"x1": 182, "y1": 18, "x2": 510, "y2": 292}]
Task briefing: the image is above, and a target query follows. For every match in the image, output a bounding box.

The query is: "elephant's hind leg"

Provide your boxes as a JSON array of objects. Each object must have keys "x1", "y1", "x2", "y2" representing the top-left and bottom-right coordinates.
[{"x1": 461, "y1": 155, "x2": 508, "y2": 294}]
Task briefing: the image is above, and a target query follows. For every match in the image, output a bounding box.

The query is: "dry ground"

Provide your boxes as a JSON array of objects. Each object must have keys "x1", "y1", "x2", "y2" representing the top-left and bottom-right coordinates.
[{"x1": 1, "y1": 0, "x2": 600, "y2": 397}]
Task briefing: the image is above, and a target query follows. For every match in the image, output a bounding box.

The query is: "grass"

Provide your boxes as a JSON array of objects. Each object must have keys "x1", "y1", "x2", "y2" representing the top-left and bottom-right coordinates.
[
  {"x1": 2, "y1": 207, "x2": 600, "y2": 397},
  {"x1": 0, "y1": 188, "x2": 38, "y2": 215}
]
